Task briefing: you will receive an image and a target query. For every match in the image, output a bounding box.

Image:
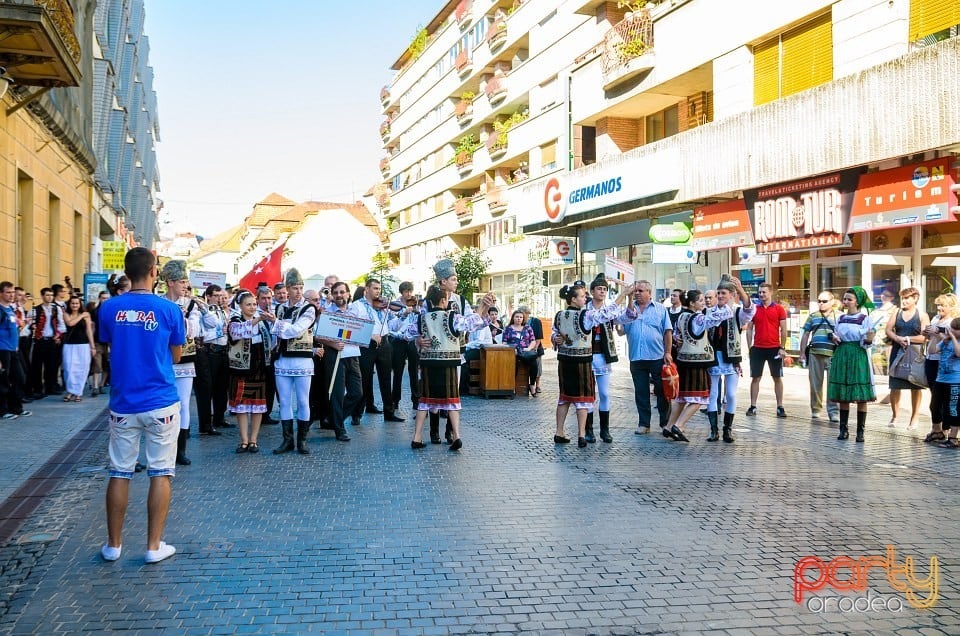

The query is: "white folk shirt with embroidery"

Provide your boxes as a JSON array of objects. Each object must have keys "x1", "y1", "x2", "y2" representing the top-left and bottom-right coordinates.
[
  {"x1": 173, "y1": 297, "x2": 202, "y2": 378},
  {"x1": 271, "y1": 299, "x2": 316, "y2": 376}
]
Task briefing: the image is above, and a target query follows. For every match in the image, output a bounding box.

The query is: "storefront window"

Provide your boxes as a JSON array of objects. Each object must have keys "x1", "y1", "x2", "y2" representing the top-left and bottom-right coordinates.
[
  {"x1": 921, "y1": 254, "x2": 960, "y2": 316},
  {"x1": 819, "y1": 260, "x2": 862, "y2": 299}
]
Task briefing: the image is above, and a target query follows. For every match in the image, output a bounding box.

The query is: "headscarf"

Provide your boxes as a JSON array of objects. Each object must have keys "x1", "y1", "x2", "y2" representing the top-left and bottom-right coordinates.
[{"x1": 849, "y1": 286, "x2": 874, "y2": 311}]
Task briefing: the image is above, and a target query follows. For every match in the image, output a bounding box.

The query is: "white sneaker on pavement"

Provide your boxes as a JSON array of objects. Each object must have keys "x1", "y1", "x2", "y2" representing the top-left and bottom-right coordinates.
[
  {"x1": 144, "y1": 542, "x2": 176, "y2": 563},
  {"x1": 100, "y1": 543, "x2": 122, "y2": 561}
]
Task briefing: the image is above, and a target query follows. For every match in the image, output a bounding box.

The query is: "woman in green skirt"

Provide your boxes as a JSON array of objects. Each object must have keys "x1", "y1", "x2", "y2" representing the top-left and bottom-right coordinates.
[{"x1": 827, "y1": 287, "x2": 879, "y2": 442}]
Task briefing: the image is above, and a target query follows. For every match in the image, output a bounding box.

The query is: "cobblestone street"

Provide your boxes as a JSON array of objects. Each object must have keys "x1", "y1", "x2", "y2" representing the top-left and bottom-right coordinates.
[{"x1": 0, "y1": 358, "x2": 956, "y2": 635}]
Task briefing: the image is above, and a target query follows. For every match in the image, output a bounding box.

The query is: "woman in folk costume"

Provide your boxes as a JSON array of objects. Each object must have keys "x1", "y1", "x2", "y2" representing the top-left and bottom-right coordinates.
[
  {"x1": 227, "y1": 290, "x2": 276, "y2": 453},
  {"x1": 161, "y1": 260, "x2": 203, "y2": 466},
  {"x1": 705, "y1": 276, "x2": 756, "y2": 443},
  {"x1": 551, "y1": 281, "x2": 637, "y2": 448},
  {"x1": 583, "y1": 273, "x2": 628, "y2": 444},
  {"x1": 410, "y1": 258, "x2": 496, "y2": 451},
  {"x1": 827, "y1": 286, "x2": 879, "y2": 442},
  {"x1": 271, "y1": 267, "x2": 319, "y2": 455},
  {"x1": 667, "y1": 289, "x2": 731, "y2": 441}
]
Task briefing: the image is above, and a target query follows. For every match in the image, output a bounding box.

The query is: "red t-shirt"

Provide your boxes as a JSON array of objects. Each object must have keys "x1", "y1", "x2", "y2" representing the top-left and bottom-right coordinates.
[{"x1": 752, "y1": 302, "x2": 786, "y2": 348}]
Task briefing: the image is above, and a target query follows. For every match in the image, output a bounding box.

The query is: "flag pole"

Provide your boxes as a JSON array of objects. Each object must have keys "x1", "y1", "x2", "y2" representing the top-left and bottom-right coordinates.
[{"x1": 328, "y1": 350, "x2": 341, "y2": 399}]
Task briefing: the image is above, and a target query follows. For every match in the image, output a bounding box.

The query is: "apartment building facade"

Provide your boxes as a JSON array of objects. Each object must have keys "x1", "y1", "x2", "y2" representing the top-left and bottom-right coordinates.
[
  {"x1": 508, "y1": 0, "x2": 959, "y2": 356},
  {"x1": 92, "y1": 0, "x2": 162, "y2": 254},
  {"x1": 382, "y1": 0, "x2": 958, "y2": 332},
  {"x1": 0, "y1": 0, "x2": 97, "y2": 293}
]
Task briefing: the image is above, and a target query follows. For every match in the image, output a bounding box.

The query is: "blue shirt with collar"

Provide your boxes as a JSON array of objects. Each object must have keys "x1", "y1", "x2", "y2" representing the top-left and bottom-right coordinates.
[{"x1": 622, "y1": 301, "x2": 672, "y2": 361}]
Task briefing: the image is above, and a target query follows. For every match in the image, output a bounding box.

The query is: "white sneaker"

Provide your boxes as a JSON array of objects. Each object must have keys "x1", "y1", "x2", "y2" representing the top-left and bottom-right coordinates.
[
  {"x1": 144, "y1": 542, "x2": 176, "y2": 563},
  {"x1": 100, "y1": 543, "x2": 122, "y2": 561}
]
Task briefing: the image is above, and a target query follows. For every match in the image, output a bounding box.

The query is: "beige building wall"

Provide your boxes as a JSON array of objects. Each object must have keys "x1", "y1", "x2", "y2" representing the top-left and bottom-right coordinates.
[{"x1": 0, "y1": 99, "x2": 92, "y2": 294}]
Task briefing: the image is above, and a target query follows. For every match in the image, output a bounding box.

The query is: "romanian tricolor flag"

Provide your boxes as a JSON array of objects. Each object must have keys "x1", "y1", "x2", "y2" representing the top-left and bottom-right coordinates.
[
  {"x1": 337, "y1": 329, "x2": 352, "y2": 340},
  {"x1": 613, "y1": 270, "x2": 627, "y2": 282}
]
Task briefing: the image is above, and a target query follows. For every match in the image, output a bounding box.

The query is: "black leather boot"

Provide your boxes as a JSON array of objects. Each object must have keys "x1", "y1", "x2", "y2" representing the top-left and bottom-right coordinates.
[
  {"x1": 273, "y1": 420, "x2": 295, "y2": 454},
  {"x1": 445, "y1": 420, "x2": 453, "y2": 444},
  {"x1": 856, "y1": 410, "x2": 866, "y2": 443},
  {"x1": 837, "y1": 409, "x2": 850, "y2": 440},
  {"x1": 599, "y1": 411, "x2": 612, "y2": 443},
  {"x1": 584, "y1": 412, "x2": 596, "y2": 443},
  {"x1": 296, "y1": 420, "x2": 311, "y2": 454},
  {"x1": 707, "y1": 411, "x2": 719, "y2": 442},
  {"x1": 176, "y1": 429, "x2": 191, "y2": 465},
  {"x1": 722, "y1": 412, "x2": 735, "y2": 443},
  {"x1": 429, "y1": 411, "x2": 441, "y2": 444}
]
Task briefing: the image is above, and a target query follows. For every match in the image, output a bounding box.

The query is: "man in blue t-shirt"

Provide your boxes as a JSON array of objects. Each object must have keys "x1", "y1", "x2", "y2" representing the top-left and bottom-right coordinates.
[
  {"x1": 97, "y1": 247, "x2": 186, "y2": 564},
  {"x1": 0, "y1": 281, "x2": 31, "y2": 420}
]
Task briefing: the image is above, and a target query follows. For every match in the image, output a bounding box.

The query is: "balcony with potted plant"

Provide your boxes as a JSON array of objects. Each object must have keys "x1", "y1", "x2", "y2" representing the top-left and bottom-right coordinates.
[
  {"x1": 455, "y1": 91, "x2": 475, "y2": 126},
  {"x1": 454, "y1": 196, "x2": 474, "y2": 223},
  {"x1": 601, "y1": 7, "x2": 655, "y2": 89},
  {"x1": 486, "y1": 127, "x2": 508, "y2": 160},
  {"x1": 453, "y1": 134, "x2": 481, "y2": 175},
  {"x1": 379, "y1": 157, "x2": 391, "y2": 177},
  {"x1": 486, "y1": 12, "x2": 508, "y2": 50},
  {"x1": 380, "y1": 85, "x2": 391, "y2": 109},
  {"x1": 0, "y1": 0, "x2": 81, "y2": 87},
  {"x1": 376, "y1": 192, "x2": 391, "y2": 215},
  {"x1": 379, "y1": 119, "x2": 392, "y2": 143}
]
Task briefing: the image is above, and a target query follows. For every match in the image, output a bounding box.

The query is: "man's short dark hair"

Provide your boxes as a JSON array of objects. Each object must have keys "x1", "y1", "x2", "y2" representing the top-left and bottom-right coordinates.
[
  {"x1": 673, "y1": 288, "x2": 684, "y2": 295},
  {"x1": 40, "y1": 287, "x2": 53, "y2": 297},
  {"x1": 0, "y1": 281, "x2": 13, "y2": 293},
  {"x1": 399, "y1": 281, "x2": 413, "y2": 294},
  {"x1": 203, "y1": 284, "x2": 222, "y2": 298},
  {"x1": 365, "y1": 277, "x2": 381, "y2": 287},
  {"x1": 14, "y1": 286, "x2": 23, "y2": 293},
  {"x1": 51, "y1": 284, "x2": 64, "y2": 295},
  {"x1": 124, "y1": 247, "x2": 156, "y2": 281},
  {"x1": 331, "y1": 281, "x2": 350, "y2": 294},
  {"x1": 273, "y1": 282, "x2": 284, "y2": 292}
]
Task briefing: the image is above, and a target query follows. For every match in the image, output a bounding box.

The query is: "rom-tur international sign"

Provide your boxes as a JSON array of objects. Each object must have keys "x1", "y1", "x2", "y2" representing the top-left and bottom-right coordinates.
[{"x1": 744, "y1": 169, "x2": 861, "y2": 254}]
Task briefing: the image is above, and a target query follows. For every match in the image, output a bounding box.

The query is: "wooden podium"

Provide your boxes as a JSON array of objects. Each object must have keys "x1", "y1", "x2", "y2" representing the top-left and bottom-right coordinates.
[{"x1": 479, "y1": 345, "x2": 517, "y2": 398}]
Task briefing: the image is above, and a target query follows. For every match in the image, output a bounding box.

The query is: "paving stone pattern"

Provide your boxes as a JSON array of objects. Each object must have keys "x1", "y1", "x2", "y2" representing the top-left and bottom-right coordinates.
[{"x1": 0, "y1": 358, "x2": 956, "y2": 634}]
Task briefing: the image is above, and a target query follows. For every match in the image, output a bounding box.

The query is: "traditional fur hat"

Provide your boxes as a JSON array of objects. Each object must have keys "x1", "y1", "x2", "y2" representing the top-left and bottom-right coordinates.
[
  {"x1": 160, "y1": 259, "x2": 188, "y2": 282},
  {"x1": 590, "y1": 273, "x2": 608, "y2": 290},
  {"x1": 433, "y1": 258, "x2": 455, "y2": 282},
  {"x1": 284, "y1": 267, "x2": 304, "y2": 287}
]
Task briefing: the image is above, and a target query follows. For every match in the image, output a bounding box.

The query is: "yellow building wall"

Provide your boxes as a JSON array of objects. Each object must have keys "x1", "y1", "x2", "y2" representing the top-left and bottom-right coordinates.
[{"x1": 0, "y1": 95, "x2": 92, "y2": 294}]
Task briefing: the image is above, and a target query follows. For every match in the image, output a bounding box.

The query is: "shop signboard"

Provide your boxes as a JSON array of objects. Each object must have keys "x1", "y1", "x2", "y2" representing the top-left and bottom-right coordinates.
[
  {"x1": 648, "y1": 222, "x2": 691, "y2": 244},
  {"x1": 546, "y1": 238, "x2": 576, "y2": 265},
  {"x1": 101, "y1": 240, "x2": 127, "y2": 271},
  {"x1": 848, "y1": 159, "x2": 958, "y2": 232},
  {"x1": 691, "y1": 200, "x2": 753, "y2": 252},
  {"x1": 513, "y1": 150, "x2": 679, "y2": 228},
  {"x1": 744, "y1": 169, "x2": 861, "y2": 254},
  {"x1": 604, "y1": 255, "x2": 635, "y2": 286}
]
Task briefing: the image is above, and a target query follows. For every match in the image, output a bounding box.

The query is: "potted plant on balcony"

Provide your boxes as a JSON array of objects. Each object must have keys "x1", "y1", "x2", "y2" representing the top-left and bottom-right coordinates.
[
  {"x1": 454, "y1": 134, "x2": 481, "y2": 172},
  {"x1": 455, "y1": 91, "x2": 475, "y2": 123},
  {"x1": 379, "y1": 119, "x2": 391, "y2": 141},
  {"x1": 454, "y1": 196, "x2": 474, "y2": 221},
  {"x1": 379, "y1": 157, "x2": 391, "y2": 176},
  {"x1": 487, "y1": 123, "x2": 509, "y2": 159},
  {"x1": 486, "y1": 11, "x2": 508, "y2": 49},
  {"x1": 380, "y1": 85, "x2": 391, "y2": 106}
]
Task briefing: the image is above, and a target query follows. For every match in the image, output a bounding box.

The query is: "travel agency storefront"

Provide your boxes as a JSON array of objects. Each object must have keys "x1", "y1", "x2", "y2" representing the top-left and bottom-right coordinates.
[
  {"x1": 512, "y1": 149, "x2": 720, "y2": 309},
  {"x1": 692, "y1": 157, "x2": 960, "y2": 357}
]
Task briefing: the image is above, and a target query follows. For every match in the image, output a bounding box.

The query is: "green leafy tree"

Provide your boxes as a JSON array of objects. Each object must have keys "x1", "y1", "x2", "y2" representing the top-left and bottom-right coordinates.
[
  {"x1": 443, "y1": 246, "x2": 491, "y2": 302},
  {"x1": 363, "y1": 252, "x2": 399, "y2": 298}
]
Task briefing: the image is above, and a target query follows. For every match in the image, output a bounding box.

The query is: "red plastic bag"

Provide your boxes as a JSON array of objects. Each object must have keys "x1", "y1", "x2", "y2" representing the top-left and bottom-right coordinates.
[{"x1": 661, "y1": 361, "x2": 679, "y2": 401}]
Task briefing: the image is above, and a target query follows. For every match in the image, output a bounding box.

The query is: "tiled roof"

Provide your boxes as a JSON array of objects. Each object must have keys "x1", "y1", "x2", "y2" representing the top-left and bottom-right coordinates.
[
  {"x1": 195, "y1": 224, "x2": 244, "y2": 257},
  {"x1": 245, "y1": 192, "x2": 297, "y2": 226}
]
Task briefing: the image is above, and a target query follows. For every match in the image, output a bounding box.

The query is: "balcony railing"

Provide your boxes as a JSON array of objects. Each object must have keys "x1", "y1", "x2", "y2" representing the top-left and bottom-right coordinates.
[
  {"x1": 379, "y1": 157, "x2": 390, "y2": 176},
  {"x1": 455, "y1": 48, "x2": 472, "y2": 76},
  {"x1": 379, "y1": 120, "x2": 391, "y2": 141},
  {"x1": 455, "y1": 0, "x2": 473, "y2": 28},
  {"x1": 455, "y1": 98, "x2": 474, "y2": 124},
  {"x1": 486, "y1": 130, "x2": 508, "y2": 158},
  {"x1": 380, "y1": 85, "x2": 391, "y2": 107},
  {"x1": 454, "y1": 197, "x2": 474, "y2": 222},
  {"x1": 0, "y1": 0, "x2": 81, "y2": 86},
  {"x1": 485, "y1": 74, "x2": 507, "y2": 104},
  {"x1": 601, "y1": 11, "x2": 655, "y2": 86},
  {"x1": 486, "y1": 16, "x2": 507, "y2": 49},
  {"x1": 486, "y1": 187, "x2": 507, "y2": 215}
]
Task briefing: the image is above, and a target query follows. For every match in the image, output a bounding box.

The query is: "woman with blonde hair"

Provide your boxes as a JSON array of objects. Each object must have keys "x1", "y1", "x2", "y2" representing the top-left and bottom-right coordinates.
[
  {"x1": 885, "y1": 287, "x2": 930, "y2": 430},
  {"x1": 921, "y1": 293, "x2": 959, "y2": 442}
]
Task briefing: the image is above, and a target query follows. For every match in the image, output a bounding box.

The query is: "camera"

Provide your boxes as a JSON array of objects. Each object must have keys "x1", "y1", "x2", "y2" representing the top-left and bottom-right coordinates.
[
  {"x1": 320, "y1": 287, "x2": 330, "y2": 296},
  {"x1": 939, "y1": 325, "x2": 948, "y2": 334}
]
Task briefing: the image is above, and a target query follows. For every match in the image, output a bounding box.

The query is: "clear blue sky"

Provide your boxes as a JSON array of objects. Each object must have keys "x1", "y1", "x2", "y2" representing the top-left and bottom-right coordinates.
[{"x1": 145, "y1": 0, "x2": 442, "y2": 239}]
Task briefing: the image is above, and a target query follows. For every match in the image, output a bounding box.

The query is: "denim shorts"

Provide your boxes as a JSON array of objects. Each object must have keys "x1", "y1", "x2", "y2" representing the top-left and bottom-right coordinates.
[{"x1": 108, "y1": 402, "x2": 180, "y2": 479}]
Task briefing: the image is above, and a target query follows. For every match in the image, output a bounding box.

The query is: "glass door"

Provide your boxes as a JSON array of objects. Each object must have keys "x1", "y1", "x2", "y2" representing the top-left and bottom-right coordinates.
[{"x1": 863, "y1": 254, "x2": 911, "y2": 305}]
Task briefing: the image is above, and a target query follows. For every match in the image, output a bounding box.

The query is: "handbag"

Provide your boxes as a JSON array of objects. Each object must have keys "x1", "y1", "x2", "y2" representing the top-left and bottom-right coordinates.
[
  {"x1": 518, "y1": 349, "x2": 538, "y2": 362},
  {"x1": 890, "y1": 344, "x2": 928, "y2": 388},
  {"x1": 661, "y1": 361, "x2": 679, "y2": 401}
]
